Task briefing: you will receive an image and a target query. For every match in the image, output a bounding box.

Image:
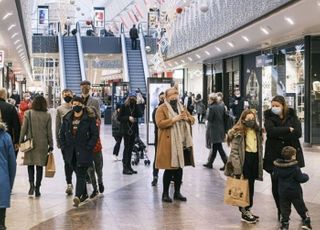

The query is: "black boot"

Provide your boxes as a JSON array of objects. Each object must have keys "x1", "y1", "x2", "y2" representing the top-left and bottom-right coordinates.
[
  {"x1": 35, "y1": 186, "x2": 41, "y2": 197},
  {"x1": 162, "y1": 193, "x2": 172, "y2": 203},
  {"x1": 219, "y1": 165, "x2": 226, "y2": 171},
  {"x1": 28, "y1": 182, "x2": 35, "y2": 196},
  {"x1": 174, "y1": 179, "x2": 187, "y2": 201},
  {"x1": 0, "y1": 208, "x2": 6, "y2": 230},
  {"x1": 151, "y1": 177, "x2": 158, "y2": 186}
]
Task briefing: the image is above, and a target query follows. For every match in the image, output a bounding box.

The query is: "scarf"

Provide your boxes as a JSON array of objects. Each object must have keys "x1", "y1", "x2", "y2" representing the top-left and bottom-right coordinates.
[{"x1": 164, "y1": 100, "x2": 193, "y2": 168}]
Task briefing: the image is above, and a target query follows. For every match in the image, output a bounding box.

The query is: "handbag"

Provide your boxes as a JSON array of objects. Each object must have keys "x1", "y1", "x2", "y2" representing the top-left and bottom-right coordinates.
[
  {"x1": 20, "y1": 111, "x2": 34, "y2": 153},
  {"x1": 224, "y1": 176, "x2": 250, "y2": 208},
  {"x1": 183, "y1": 147, "x2": 194, "y2": 166},
  {"x1": 45, "y1": 152, "x2": 56, "y2": 178}
]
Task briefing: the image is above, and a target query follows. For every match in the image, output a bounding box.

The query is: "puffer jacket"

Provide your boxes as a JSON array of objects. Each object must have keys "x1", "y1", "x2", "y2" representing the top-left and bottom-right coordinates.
[{"x1": 224, "y1": 128, "x2": 263, "y2": 181}]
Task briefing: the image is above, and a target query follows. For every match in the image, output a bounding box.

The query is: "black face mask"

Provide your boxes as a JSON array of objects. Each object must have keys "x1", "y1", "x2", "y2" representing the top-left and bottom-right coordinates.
[
  {"x1": 244, "y1": 120, "x2": 255, "y2": 128},
  {"x1": 64, "y1": 96, "x2": 73, "y2": 103},
  {"x1": 169, "y1": 99, "x2": 177, "y2": 107},
  {"x1": 73, "y1": 105, "x2": 83, "y2": 113}
]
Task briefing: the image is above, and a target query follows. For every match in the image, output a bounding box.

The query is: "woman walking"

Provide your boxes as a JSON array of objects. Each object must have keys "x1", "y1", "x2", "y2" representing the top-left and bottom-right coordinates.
[
  {"x1": 19, "y1": 96, "x2": 53, "y2": 197},
  {"x1": 155, "y1": 86, "x2": 195, "y2": 202},
  {"x1": 263, "y1": 95, "x2": 305, "y2": 221},
  {"x1": 194, "y1": 94, "x2": 206, "y2": 123},
  {"x1": 225, "y1": 109, "x2": 263, "y2": 224}
]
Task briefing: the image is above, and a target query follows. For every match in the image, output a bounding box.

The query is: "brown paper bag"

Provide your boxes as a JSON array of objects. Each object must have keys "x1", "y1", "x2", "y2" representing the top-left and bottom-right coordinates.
[
  {"x1": 45, "y1": 152, "x2": 56, "y2": 178},
  {"x1": 224, "y1": 176, "x2": 250, "y2": 208}
]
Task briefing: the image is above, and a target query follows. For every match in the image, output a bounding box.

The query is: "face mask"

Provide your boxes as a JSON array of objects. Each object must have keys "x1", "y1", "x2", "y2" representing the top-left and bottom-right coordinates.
[
  {"x1": 81, "y1": 87, "x2": 90, "y2": 95},
  {"x1": 169, "y1": 99, "x2": 177, "y2": 107},
  {"x1": 271, "y1": 107, "x2": 282, "y2": 115},
  {"x1": 244, "y1": 120, "x2": 255, "y2": 128},
  {"x1": 73, "y1": 105, "x2": 83, "y2": 113},
  {"x1": 63, "y1": 96, "x2": 73, "y2": 103}
]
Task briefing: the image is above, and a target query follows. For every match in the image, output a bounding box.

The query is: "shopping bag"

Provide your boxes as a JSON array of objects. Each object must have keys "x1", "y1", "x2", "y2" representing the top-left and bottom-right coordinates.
[
  {"x1": 20, "y1": 139, "x2": 34, "y2": 153},
  {"x1": 224, "y1": 176, "x2": 249, "y2": 207},
  {"x1": 45, "y1": 152, "x2": 56, "y2": 178}
]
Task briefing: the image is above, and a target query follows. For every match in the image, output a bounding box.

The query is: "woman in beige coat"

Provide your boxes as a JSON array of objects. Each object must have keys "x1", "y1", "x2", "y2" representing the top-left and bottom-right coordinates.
[{"x1": 155, "y1": 86, "x2": 195, "y2": 203}]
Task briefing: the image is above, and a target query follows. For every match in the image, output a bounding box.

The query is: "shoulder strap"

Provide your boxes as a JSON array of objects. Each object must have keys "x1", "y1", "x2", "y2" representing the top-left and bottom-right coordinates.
[{"x1": 27, "y1": 110, "x2": 33, "y2": 138}]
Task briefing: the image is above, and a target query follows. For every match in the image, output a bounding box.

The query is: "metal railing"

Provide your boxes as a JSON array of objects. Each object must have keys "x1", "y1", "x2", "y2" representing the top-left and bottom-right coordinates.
[
  {"x1": 120, "y1": 23, "x2": 129, "y2": 82},
  {"x1": 57, "y1": 22, "x2": 66, "y2": 90},
  {"x1": 138, "y1": 22, "x2": 150, "y2": 82},
  {"x1": 76, "y1": 22, "x2": 86, "y2": 81}
]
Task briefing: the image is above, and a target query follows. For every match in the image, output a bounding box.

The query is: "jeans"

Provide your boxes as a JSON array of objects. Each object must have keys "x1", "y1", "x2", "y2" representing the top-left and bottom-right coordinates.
[
  {"x1": 113, "y1": 136, "x2": 122, "y2": 156},
  {"x1": 207, "y1": 143, "x2": 228, "y2": 165},
  {"x1": 280, "y1": 194, "x2": 308, "y2": 222},
  {"x1": 123, "y1": 134, "x2": 136, "y2": 170},
  {"x1": 163, "y1": 168, "x2": 183, "y2": 195},
  {"x1": 71, "y1": 153, "x2": 88, "y2": 197},
  {"x1": 62, "y1": 149, "x2": 74, "y2": 184},
  {"x1": 88, "y1": 152, "x2": 104, "y2": 191},
  {"x1": 27, "y1": 165, "x2": 43, "y2": 187}
]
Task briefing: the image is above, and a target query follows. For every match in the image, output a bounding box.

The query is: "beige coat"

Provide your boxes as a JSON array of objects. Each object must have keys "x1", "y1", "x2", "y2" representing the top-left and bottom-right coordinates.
[{"x1": 155, "y1": 103, "x2": 195, "y2": 169}]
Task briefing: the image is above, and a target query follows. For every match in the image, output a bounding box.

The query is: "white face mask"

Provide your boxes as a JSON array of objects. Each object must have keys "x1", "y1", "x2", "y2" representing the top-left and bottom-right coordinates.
[{"x1": 271, "y1": 107, "x2": 282, "y2": 115}]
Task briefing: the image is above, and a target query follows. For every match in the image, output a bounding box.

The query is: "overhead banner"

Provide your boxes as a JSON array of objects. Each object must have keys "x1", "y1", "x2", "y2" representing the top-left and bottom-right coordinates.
[
  {"x1": 0, "y1": 50, "x2": 4, "y2": 68},
  {"x1": 37, "y1": 6, "x2": 49, "y2": 35},
  {"x1": 94, "y1": 7, "x2": 105, "y2": 28}
]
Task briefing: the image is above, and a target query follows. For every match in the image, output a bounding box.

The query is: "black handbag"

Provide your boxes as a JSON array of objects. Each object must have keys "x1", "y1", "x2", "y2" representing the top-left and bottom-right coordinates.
[{"x1": 183, "y1": 147, "x2": 193, "y2": 166}]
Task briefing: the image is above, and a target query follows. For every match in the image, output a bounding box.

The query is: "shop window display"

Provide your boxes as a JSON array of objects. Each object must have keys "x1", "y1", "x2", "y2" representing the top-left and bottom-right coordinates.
[{"x1": 245, "y1": 70, "x2": 259, "y2": 111}]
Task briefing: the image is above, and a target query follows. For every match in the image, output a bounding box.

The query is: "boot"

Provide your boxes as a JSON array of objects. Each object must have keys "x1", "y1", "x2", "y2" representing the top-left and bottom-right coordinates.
[
  {"x1": 219, "y1": 164, "x2": 226, "y2": 171},
  {"x1": 174, "y1": 180, "x2": 187, "y2": 201},
  {"x1": 28, "y1": 182, "x2": 35, "y2": 196},
  {"x1": 151, "y1": 177, "x2": 158, "y2": 186},
  {"x1": 162, "y1": 193, "x2": 172, "y2": 203},
  {"x1": 35, "y1": 186, "x2": 41, "y2": 197}
]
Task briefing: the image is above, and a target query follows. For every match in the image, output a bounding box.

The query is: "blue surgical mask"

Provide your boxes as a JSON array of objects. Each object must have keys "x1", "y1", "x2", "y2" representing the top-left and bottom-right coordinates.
[{"x1": 271, "y1": 107, "x2": 282, "y2": 115}]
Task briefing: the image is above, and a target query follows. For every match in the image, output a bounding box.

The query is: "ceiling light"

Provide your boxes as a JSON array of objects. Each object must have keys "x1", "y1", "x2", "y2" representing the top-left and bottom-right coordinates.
[
  {"x1": 196, "y1": 54, "x2": 201, "y2": 59},
  {"x1": 205, "y1": 51, "x2": 210, "y2": 56},
  {"x1": 174, "y1": 61, "x2": 179, "y2": 65},
  {"x1": 2, "y1": 12, "x2": 13, "y2": 20},
  {"x1": 14, "y1": 39, "x2": 20, "y2": 44},
  {"x1": 16, "y1": 44, "x2": 22, "y2": 49},
  {"x1": 188, "y1": 57, "x2": 193, "y2": 61},
  {"x1": 8, "y1": 24, "x2": 16, "y2": 31},
  {"x1": 18, "y1": 49, "x2": 23, "y2": 54},
  {"x1": 181, "y1": 59, "x2": 185, "y2": 63},
  {"x1": 242, "y1": 36, "x2": 249, "y2": 42},
  {"x1": 317, "y1": 0, "x2": 320, "y2": 6},
  {"x1": 285, "y1": 17, "x2": 294, "y2": 25},
  {"x1": 260, "y1": 27, "x2": 269, "y2": 35},
  {"x1": 11, "y1": 33, "x2": 18, "y2": 38},
  {"x1": 215, "y1": 47, "x2": 221, "y2": 52},
  {"x1": 227, "y1": 42, "x2": 234, "y2": 47}
]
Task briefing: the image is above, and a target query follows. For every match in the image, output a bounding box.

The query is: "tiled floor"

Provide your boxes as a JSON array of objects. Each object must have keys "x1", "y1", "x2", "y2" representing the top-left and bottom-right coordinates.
[{"x1": 7, "y1": 112, "x2": 320, "y2": 229}]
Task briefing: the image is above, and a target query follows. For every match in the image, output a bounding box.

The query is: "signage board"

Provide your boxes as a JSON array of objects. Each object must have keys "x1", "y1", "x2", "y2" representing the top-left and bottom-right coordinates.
[{"x1": 256, "y1": 54, "x2": 274, "y2": 67}]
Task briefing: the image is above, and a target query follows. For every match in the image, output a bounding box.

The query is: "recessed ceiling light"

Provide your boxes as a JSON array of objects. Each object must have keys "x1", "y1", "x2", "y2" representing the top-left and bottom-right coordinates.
[
  {"x1": 215, "y1": 47, "x2": 221, "y2": 52},
  {"x1": 8, "y1": 24, "x2": 16, "y2": 31},
  {"x1": 2, "y1": 12, "x2": 13, "y2": 20},
  {"x1": 227, "y1": 42, "x2": 234, "y2": 47},
  {"x1": 188, "y1": 57, "x2": 193, "y2": 61},
  {"x1": 196, "y1": 54, "x2": 201, "y2": 59},
  {"x1": 14, "y1": 39, "x2": 20, "y2": 44},
  {"x1": 205, "y1": 50, "x2": 210, "y2": 56},
  {"x1": 260, "y1": 27, "x2": 269, "y2": 35},
  {"x1": 11, "y1": 33, "x2": 18, "y2": 38},
  {"x1": 181, "y1": 59, "x2": 185, "y2": 63},
  {"x1": 285, "y1": 17, "x2": 294, "y2": 25},
  {"x1": 241, "y1": 36, "x2": 249, "y2": 42},
  {"x1": 16, "y1": 44, "x2": 22, "y2": 49},
  {"x1": 18, "y1": 49, "x2": 23, "y2": 54}
]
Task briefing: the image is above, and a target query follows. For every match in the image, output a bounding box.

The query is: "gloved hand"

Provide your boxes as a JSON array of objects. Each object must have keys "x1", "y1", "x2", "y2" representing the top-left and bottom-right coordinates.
[{"x1": 48, "y1": 146, "x2": 53, "y2": 152}]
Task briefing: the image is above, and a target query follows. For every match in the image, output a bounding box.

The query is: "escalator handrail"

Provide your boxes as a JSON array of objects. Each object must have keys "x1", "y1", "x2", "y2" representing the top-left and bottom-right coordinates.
[
  {"x1": 76, "y1": 22, "x2": 86, "y2": 81},
  {"x1": 138, "y1": 22, "x2": 150, "y2": 84},
  {"x1": 120, "y1": 23, "x2": 129, "y2": 82},
  {"x1": 58, "y1": 22, "x2": 66, "y2": 90}
]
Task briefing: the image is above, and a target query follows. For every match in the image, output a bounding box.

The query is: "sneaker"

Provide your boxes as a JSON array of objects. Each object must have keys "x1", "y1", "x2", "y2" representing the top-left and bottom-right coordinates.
[
  {"x1": 112, "y1": 155, "x2": 119, "y2": 161},
  {"x1": 73, "y1": 196, "x2": 80, "y2": 207},
  {"x1": 90, "y1": 190, "x2": 99, "y2": 199},
  {"x1": 279, "y1": 221, "x2": 289, "y2": 230},
  {"x1": 79, "y1": 193, "x2": 89, "y2": 202},
  {"x1": 98, "y1": 183, "x2": 105, "y2": 193},
  {"x1": 247, "y1": 209, "x2": 259, "y2": 221},
  {"x1": 65, "y1": 184, "x2": 73, "y2": 195},
  {"x1": 302, "y1": 217, "x2": 312, "y2": 230},
  {"x1": 241, "y1": 211, "x2": 257, "y2": 224}
]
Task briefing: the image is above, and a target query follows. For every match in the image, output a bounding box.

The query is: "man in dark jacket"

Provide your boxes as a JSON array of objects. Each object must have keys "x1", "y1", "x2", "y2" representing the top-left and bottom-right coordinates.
[
  {"x1": 129, "y1": 24, "x2": 139, "y2": 50},
  {"x1": 0, "y1": 88, "x2": 21, "y2": 156},
  {"x1": 60, "y1": 97, "x2": 99, "y2": 207},
  {"x1": 151, "y1": 92, "x2": 164, "y2": 186},
  {"x1": 229, "y1": 88, "x2": 246, "y2": 122},
  {"x1": 118, "y1": 92, "x2": 142, "y2": 175},
  {"x1": 112, "y1": 103, "x2": 122, "y2": 161},
  {"x1": 10, "y1": 90, "x2": 20, "y2": 106},
  {"x1": 273, "y1": 146, "x2": 311, "y2": 230}
]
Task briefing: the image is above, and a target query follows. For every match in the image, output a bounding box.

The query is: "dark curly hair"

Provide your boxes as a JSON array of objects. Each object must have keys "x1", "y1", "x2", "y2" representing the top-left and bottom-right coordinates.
[{"x1": 31, "y1": 95, "x2": 48, "y2": 112}]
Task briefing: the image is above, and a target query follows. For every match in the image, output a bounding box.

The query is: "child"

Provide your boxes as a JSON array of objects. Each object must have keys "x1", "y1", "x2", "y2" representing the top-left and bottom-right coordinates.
[
  {"x1": 273, "y1": 146, "x2": 312, "y2": 230},
  {"x1": 0, "y1": 122, "x2": 17, "y2": 229},
  {"x1": 225, "y1": 110, "x2": 263, "y2": 224}
]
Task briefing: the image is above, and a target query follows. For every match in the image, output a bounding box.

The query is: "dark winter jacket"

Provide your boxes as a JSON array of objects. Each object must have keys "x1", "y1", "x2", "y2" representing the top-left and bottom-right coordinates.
[
  {"x1": 273, "y1": 159, "x2": 308, "y2": 198},
  {"x1": 118, "y1": 103, "x2": 142, "y2": 136},
  {"x1": 0, "y1": 99, "x2": 21, "y2": 145},
  {"x1": 264, "y1": 108, "x2": 304, "y2": 173},
  {"x1": 60, "y1": 108, "x2": 99, "y2": 167},
  {"x1": 229, "y1": 96, "x2": 245, "y2": 121},
  {"x1": 111, "y1": 110, "x2": 121, "y2": 137},
  {"x1": 206, "y1": 103, "x2": 225, "y2": 146},
  {"x1": 129, "y1": 27, "x2": 138, "y2": 39}
]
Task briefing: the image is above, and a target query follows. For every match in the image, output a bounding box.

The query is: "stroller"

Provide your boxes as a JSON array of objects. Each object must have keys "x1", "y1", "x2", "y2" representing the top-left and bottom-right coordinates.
[{"x1": 131, "y1": 136, "x2": 151, "y2": 166}]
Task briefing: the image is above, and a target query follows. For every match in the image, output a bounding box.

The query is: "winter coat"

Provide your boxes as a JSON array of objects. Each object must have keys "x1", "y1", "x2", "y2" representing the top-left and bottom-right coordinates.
[
  {"x1": 0, "y1": 123, "x2": 16, "y2": 208},
  {"x1": 60, "y1": 109, "x2": 99, "y2": 167},
  {"x1": 224, "y1": 129, "x2": 263, "y2": 181},
  {"x1": 19, "y1": 110, "x2": 53, "y2": 166},
  {"x1": 83, "y1": 96, "x2": 101, "y2": 118},
  {"x1": 0, "y1": 99, "x2": 21, "y2": 145},
  {"x1": 264, "y1": 108, "x2": 305, "y2": 173},
  {"x1": 155, "y1": 103, "x2": 195, "y2": 169},
  {"x1": 206, "y1": 103, "x2": 225, "y2": 146},
  {"x1": 229, "y1": 96, "x2": 245, "y2": 121},
  {"x1": 194, "y1": 99, "x2": 206, "y2": 114},
  {"x1": 118, "y1": 103, "x2": 142, "y2": 136},
  {"x1": 152, "y1": 106, "x2": 159, "y2": 146},
  {"x1": 111, "y1": 110, "x2": 121, "y2": 137},
  {"x1": 129, "y1": 27, "x2": 138, "y2": 39},
  {"x1": 273, "y1": 159, "x2": 308, "y2": 198},
  {"x1": 55, "y1": 103, "x2": 72, "y2": 148}
]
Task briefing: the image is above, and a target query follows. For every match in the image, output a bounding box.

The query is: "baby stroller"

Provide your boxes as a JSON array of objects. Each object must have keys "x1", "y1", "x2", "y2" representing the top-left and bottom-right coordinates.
[{"x1": 131, "y1": 136, "x2": 151, "y2": 166}]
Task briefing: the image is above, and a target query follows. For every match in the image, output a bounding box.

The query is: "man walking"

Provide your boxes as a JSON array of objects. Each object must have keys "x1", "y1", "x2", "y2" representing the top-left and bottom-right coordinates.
[{"x1": 129, "y1": 24, "x2": 139, "y2": 50}]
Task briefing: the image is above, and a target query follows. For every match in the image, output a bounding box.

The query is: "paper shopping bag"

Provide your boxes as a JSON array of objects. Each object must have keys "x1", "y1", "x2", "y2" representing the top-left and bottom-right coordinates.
[
  {"x1": 45, "y1": 152, "x2": 56, "y2": 178},
  {"x1": 224, "y1": 176, "x2": 250, "y2": 208}
]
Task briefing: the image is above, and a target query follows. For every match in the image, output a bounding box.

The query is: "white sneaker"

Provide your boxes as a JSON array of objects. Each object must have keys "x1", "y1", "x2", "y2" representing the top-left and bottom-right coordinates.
[
  {"x1": 65, "y1": 184, "x2": 73, "y2": 195},
  {"x1": 113, "y1": 155, "x2": 119, "y2": 161}
]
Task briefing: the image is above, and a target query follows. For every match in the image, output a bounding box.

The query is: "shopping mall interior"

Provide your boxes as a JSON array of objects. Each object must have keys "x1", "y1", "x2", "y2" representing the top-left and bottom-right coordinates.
[{"x1": 1, "y1": 0, "x2": 320, "y2": 229}]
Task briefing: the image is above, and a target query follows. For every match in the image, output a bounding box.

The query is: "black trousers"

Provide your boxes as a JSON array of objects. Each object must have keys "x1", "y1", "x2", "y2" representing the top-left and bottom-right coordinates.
[
  {"x1": 270, "y1": 172, "x2": 281, "y2": 212},
  {"x1": 242, "y1": 152, "x2": 258, "y2": 210},
  {"x1": 208, "y1": 143, "x2": 228, "y2": 165},
  {"x1": 88, "y1": 152, "x2": 104, "y2": 191},
  {"x1": 123, "y1": 134, "x2": 135, "y2": 170},
  {"x1": 131, "y1": 38, "x2": 137, "y2": 49},
  {"x1": 62, "y1": 149, "x2": 74, "y2": 184},
  {"x1": 71, "y1": 153, "x2": 88, "y2": 198},
  {"x1": 0, "y1": 208, "x2": 5, "y2": 227},
  {"x1": 197, "y1": 113, "x2": 205, "y2": 123},
  {"x1": 163, "y1": 168, "x2": 183, "y2": 195},
  {"x1": 113, "y1": 136, "x2": 122, "y2": 156},
  {"x1": 152, "y1": 143, "x2": 159, "y2": 178},
  {"x1": 27, "y1": 165, "x2": 43, "y2": 187},
  {"x1": 280, "y1": 194, "x2": 308, "y2": 222}
]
